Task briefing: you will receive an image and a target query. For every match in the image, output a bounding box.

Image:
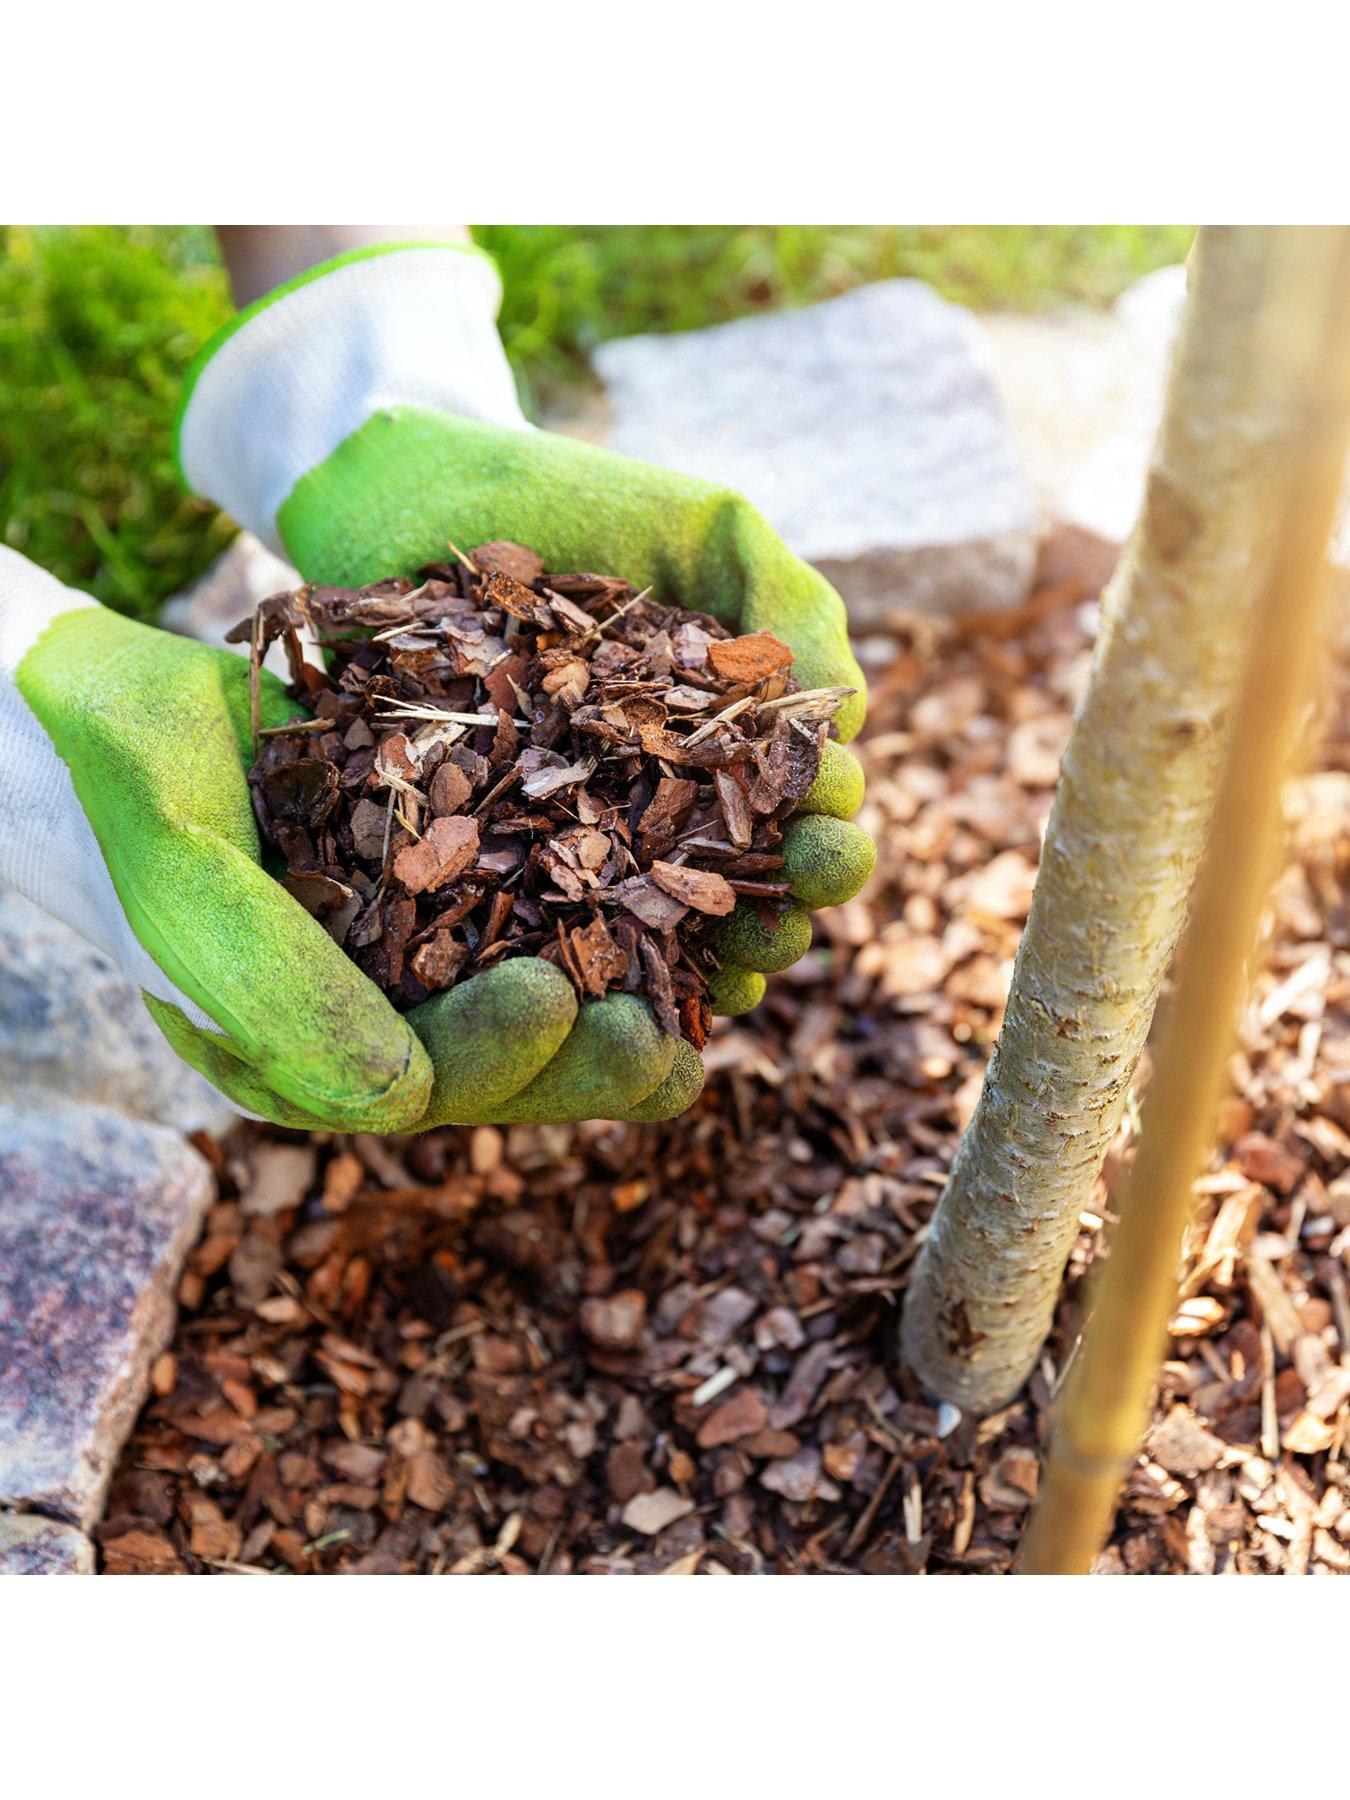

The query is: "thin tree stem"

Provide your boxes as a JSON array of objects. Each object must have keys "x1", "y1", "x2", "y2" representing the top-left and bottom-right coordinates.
[
  {"x1": 901, "y1": 227, "x2": 1340, "y2": 1414},
  {"x1": 1018, "y1": 228, "x2": 1350, "y2": 1573}
]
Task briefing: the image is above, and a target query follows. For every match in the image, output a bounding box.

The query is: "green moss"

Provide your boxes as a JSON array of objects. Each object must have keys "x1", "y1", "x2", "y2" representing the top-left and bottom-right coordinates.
[{"x1": 0, "y1": 226, "x2": 234, "y2": 620}]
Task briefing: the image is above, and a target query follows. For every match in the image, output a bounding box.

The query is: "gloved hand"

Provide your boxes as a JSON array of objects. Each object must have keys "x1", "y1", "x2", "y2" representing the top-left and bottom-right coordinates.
[
  {"x1": 0, "y1": 549, "x2": 433, "y2": 1131},
  {"x1": 170, "y1": 241, "x2": 876, "y2": 1126},
  {"x1": 9, "y1": 241, "x2": 873, "y2": 1133}
]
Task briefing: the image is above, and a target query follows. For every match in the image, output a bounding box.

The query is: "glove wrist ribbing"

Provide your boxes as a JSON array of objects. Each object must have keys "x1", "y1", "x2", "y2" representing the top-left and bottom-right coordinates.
[{"x1": 177, "y1": 241, "x2": 527, "y2": 554}]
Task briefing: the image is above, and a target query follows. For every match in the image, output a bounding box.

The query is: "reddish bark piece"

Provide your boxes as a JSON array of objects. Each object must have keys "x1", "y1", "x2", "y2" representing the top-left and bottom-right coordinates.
[
  {"x1": 760, "y1": 1446, "x2": 827, "y2": 1502},
  {"x1": 569, "y1": 917, "x2": 629, "y2": 998},
  {"x1": 393, "y1": 817, "x2": 480, "y2": 895},
  {"x1": 1146, "y1": 1408, "x2": 1227, "y2": 1477},
  {"x1": 679, "y1": 994, "x2": 711, "y2": 1050},
  {"x1": 696, "y1": 1387, "x2": 768, "y2": 1448},
  {"x1": 707, "y1": 631, "x2": 794, "y2": 683},
  {"x1": 769, "y1": 1340, "x2": 834, "y2": 1430},
  {"x1": 282, "y1": 871, "x2": 353, "y2": 918},
  {"x1": 481, "y1": 569, "x2": 555, "y2": 629},
  {"x1": 606, "y1": 1441, "x2": 654, "y2": 1504},
  {"x1": 410, "y1": 931, "x2": 467, "y2": 992},
  {"x1": 241, "y1": 1143, "x2": 316, "y2": 1217},
  {"x1": 469, "y1": 540, "x2": 546, "y2": 585},
  {"x1": 428, "y1": 761, "x2": 473, "y2": 817},
  {"x1": 1234, "y1": 1131, "x2": 1304, "y2": 1194},
  {"x1": 715, "y1": 770, "x2": 754, "y2": 848},
  {"x1": 611, "y1": 875, "x2": 690, "y2": 931},
  {"x1": 639, "y1": 936, "x2": 681, "y2": 1040},
  {"x1": 580, "y1": 1289, "x2": 648, "y2": 1352},
  {"x1": 375, "y1": 733, "x2": 420, "y2": 787},
  {"x1": 102, "y1": 1528, "x2": 185, "y2": 1574},
  {"x1": 636, "y1": 777, "x2": 700, "y2": 857},
  {"x1": 621, "y1": 1488, "x2": 694, "y2": 1536},
  {"x1": 650, "y1": 861, "x2": 737, "y2": 916}
]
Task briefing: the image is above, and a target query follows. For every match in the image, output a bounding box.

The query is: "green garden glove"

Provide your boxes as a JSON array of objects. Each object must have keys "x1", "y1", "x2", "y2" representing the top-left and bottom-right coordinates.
[
  {"x1": 1, "y1": 549, "x2": 433, "y2": 1132},
  {"x1": 175, "y1": 242, "x2": 875, "y2": 1126}
]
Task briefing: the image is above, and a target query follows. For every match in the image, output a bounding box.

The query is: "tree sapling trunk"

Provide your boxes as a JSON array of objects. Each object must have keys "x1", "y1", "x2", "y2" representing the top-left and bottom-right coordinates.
[
  {"x1": 1018, "y1": 228, "x2": 1350, "y2": 1569},
  {"x1": 901, "y1": 227, "x2": 1322, "y2": 1414}
]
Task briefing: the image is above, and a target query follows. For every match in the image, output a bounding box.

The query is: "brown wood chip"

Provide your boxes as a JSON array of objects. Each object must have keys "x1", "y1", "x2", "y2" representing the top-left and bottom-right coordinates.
[
  {"x1": 707, "y1": 631, "x2": 795, "y2": 683},
  {"x1": 393, "y1": 816, "x2": 480, "y2": 895},
  {"x1": 650, "y1": 861, "x2": 737, "y2": 916}
]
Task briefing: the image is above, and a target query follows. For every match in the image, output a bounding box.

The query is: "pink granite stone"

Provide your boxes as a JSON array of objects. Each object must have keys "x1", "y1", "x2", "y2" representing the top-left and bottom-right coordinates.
[
  {"x1": 0, "y1": 1511, "x2": 94, "y2": 1574},
  {"x1": 0, "y1": 1102, "x2": 213, "y2": 1529}
]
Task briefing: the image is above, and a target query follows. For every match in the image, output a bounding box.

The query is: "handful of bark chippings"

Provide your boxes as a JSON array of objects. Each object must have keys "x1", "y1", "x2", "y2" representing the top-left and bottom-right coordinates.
[{"x1": 233, "y1": 541, "x2": 853, "y2": 1046}]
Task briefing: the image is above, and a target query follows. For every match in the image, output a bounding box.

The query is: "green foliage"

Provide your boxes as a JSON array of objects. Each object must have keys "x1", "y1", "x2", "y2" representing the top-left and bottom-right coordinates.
[
  {"x1": 1, "y1": 224, "x2": 1194, "y2": 619},
  {"x1": 0, "y1": 226, "x2": 235, "y2": 620}
]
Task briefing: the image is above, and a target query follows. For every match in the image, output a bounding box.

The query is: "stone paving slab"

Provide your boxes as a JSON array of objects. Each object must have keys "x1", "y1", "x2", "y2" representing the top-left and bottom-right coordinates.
[
  {"x1": 983, "y1": 262, "x2": 1350, "y2": 612},
  {"x1": 0, "y1": 1101, "x2": 214, "y2": 1530},
  {"x1": 0, "y1": 1510, "x2": 95, "y2": 1574},
  {"x1": 0, "y1": 886, "x2": 235, "y2": 1136},
  {"x1": 979, "y1": 265, "x2": 1187, "y2": 547},
  {"x1": 593, "y1": 280, "x2": 1038, "y2": 625}
]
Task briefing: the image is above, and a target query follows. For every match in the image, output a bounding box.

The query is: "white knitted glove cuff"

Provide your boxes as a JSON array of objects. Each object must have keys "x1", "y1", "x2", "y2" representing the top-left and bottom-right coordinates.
[{"x1": 178, "y1": 244, "x2": 528, "y2": 553}]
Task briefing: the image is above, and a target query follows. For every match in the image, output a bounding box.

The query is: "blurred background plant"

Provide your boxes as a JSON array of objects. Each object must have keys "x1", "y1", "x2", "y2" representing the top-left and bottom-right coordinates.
[{"x1": 0, "y1": 224, "x2": 1194, "y2": 621}]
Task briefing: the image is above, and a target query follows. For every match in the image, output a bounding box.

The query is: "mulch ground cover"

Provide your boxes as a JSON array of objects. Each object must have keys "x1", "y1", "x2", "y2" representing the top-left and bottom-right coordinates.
[
  {"x1": 102, "y1": 529, "x2": 1350, "y2": 1574},
  {"x1": 241, "y1": 542, "x2": 840, "y2": 1037}
]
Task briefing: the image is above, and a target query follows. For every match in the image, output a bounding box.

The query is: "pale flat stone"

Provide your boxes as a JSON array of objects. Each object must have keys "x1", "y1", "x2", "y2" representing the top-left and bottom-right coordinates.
[
  {"x1": 593, "y1": 281, "x2": 1038, "y2": 625},
  {"x1": 0, "y1": 1102, "x2": 214, "y2": 1530},
  {"x1": 979, "y1": 266, "x2": 1187, "y2": 547},
  {"x1": 0, "y1": 886, "x2": 234, "y2": 1136},
  {"x1": 984, "y1": 261, "x2": 1350, "y2": 600},
  {"x1": 0, "y1": 1511, "x2": 95, "y2": 1575}
]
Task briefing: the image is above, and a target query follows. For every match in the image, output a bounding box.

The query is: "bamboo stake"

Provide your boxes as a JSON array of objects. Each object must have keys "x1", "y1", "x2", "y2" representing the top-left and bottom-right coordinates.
[{"x1": 1017, "y1": 228, "x2": 1350, "y2": 1576}]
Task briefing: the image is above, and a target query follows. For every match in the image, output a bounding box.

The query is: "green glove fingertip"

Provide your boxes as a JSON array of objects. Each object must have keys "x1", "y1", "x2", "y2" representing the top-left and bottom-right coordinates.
[
  {"x1": 706, "y1": 963, "x2": 767, "y2": 1016},
  {"x1": 494, "y1": 994, "x2": 677, "y2": 1123},
  {"x1": 613, "y1": 1039, "x2": 706, "y2": 1122},
  {"x1": 801, "y1": 740, "x2": 866, "y2": 821},
  {"x1": 409, "y1": 959, "x2": 577, "y2": 1125},
  {"x1": 712, "y1": 900, "x2": 813, "y2": 973},
  {"x1": 781, "y1": 814, "x2": 877, "y2": 910}
]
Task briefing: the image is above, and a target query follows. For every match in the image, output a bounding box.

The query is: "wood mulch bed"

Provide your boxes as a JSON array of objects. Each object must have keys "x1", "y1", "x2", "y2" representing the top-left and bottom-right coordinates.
[{"x1": 101, "y1": 530, "x2": 1350, "y2": 1574}]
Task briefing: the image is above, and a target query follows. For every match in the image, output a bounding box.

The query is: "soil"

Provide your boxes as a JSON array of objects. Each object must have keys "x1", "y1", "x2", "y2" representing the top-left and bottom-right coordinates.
[{"x1": 102, "y1": 530, "x2": 1350, "y2": 1574}]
